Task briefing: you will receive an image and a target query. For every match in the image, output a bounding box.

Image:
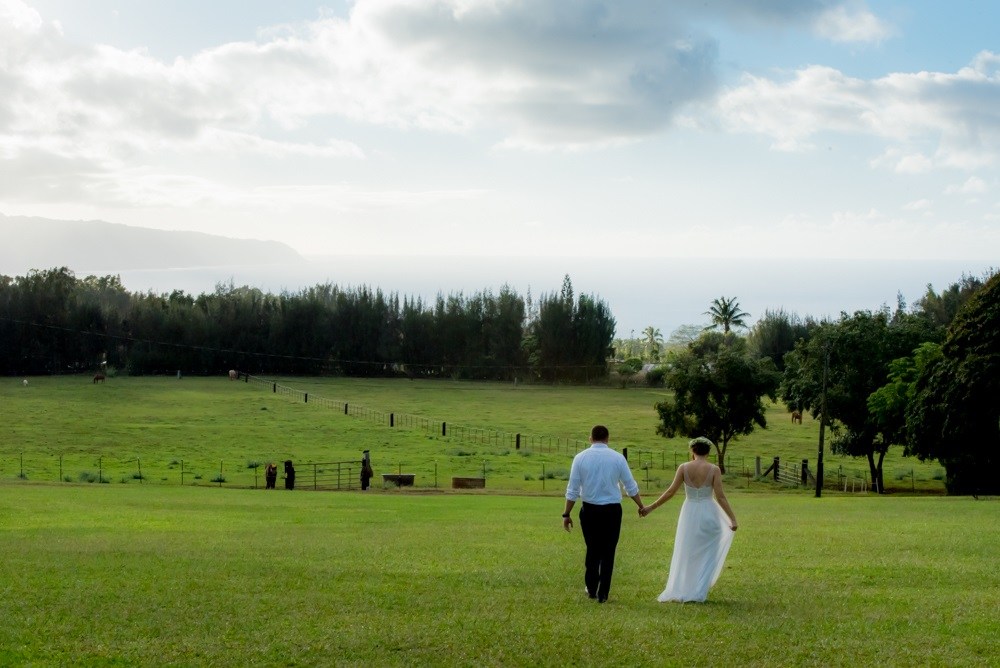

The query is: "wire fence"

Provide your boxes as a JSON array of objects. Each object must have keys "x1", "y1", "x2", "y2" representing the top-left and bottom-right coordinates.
[
  {"x1": 0, "y1": 453, "x2": 362, "y2": 491},
  {"x1": 3, "y1": 372, "x2": 925, "y2": 494},
  {"x1": 242, "y1": 373, "x2": 592, "y2": 457}
]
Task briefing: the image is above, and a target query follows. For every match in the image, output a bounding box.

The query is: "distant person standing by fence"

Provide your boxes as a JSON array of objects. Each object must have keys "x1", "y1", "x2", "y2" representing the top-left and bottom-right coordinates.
[
  {"x1": 284, "y1": 460, "x2": 296, "y2": 490},
  {"x1": 361, "y1": 450, "x2": 373, "y2": 491}
]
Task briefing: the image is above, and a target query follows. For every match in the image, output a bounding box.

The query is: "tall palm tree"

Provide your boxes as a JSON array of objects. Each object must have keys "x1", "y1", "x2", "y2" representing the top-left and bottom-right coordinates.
[
  {"x1": 704, "y1": 297, "x2": 750, "y2": 334},
  {"x1": 642, "y1": 325, "x2": 663, "y2": 361}
]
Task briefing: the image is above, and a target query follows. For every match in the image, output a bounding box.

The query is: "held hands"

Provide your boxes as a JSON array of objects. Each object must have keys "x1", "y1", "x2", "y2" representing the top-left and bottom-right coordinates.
[{"x1": 638, "y1": 505, "x2": 652, "y2": 518}]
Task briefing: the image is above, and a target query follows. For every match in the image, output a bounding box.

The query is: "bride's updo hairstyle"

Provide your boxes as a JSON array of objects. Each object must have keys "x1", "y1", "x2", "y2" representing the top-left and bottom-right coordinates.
[{"x1": 689, "y1": 437, "x2": 713, "y2": 456}]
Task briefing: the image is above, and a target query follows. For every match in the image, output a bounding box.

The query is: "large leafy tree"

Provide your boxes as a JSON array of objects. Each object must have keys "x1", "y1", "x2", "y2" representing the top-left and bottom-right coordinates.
[
  {"x1": 655, "y1": 333, "x2": 780, "y2": 472},
  {"x1": 747, "y1": 308, "x2": 814, "y2": 373},
  {"x1": 781, "y1": 309, "x2": 932, "y2": 492},
  {"x1": 704, "y1": 296, "x2": 750, "y2": 334},
  {"x1": 867, "y1": 342, "x2": 942, "y2": 449},
  {"x1": 906, "y1": 271, "x2": 1000, "y2": 495}
]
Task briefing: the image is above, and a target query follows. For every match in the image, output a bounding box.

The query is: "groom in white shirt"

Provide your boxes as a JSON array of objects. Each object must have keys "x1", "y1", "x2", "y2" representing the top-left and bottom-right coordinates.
[{"x1": 562, "y1": 425, "x2": 644, "y2": 603}]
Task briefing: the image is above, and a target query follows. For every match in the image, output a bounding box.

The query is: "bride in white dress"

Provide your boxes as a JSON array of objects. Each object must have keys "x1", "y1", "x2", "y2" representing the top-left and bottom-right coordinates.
[{"x1": 640, "y1": 437, "x2": 738, "y2": 602}]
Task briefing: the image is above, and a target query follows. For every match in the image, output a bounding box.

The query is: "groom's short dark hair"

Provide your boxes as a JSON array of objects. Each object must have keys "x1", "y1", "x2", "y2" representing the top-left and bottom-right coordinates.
[{"x1": 591, "y1": 425, "x2": 609, "y2": 442}]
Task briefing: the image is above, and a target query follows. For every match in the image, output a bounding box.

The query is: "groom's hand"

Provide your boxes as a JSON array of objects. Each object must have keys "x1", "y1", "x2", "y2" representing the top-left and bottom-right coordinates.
[{"x1": 562, "y1": 516, "x2": 573, "y2": 532}]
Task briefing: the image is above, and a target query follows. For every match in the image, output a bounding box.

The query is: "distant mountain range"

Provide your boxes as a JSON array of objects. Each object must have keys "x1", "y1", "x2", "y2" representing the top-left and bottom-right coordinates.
[{"x1": 0, "y1": 214, "x2": 303, "y2": 276}]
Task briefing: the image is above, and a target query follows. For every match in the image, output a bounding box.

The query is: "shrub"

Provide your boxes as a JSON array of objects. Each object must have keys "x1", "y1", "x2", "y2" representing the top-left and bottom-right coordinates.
[{"x1": 645, "y1": 366, "x2": 666, "y2": 387}]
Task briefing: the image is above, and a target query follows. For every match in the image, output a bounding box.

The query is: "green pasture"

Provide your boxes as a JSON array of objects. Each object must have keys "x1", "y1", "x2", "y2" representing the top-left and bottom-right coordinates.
[
  {"x1": 0, "y1": 485, "x2": 996, "y2": 666},
  {"x1": 2, "y1": 375, "x2": 946, "y2": 493}
]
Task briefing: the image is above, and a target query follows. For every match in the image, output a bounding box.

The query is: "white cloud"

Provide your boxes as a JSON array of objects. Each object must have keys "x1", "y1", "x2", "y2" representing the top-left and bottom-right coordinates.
[
  {"x1": 0, "y1": 0, "x2": 42, "y2": 35},
  {"x1": 0, "y1": 0, "x2": 894, "y2": 173},
  {"x1": 812, "y1": 4, "x2": 891, "y2": 43},
  {"x1": 197, "y1": 129, "x2": 364, "y2": 160},
  {"x1": 903, "y1": 199, "x2": 932, "y2": 211},
  {"x1": 945, "y1": 176, "x2": 988, "y2": 195},
  {"x1": 894, "y1": 153, "x2": 933, "y2": 174},
  {"x1": 716, "y1": 51, "x2": 1000, "y2": 169}
]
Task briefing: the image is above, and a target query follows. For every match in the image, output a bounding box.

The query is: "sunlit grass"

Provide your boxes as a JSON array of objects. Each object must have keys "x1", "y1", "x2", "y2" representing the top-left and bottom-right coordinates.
[
  {"x1": 0, "y1": 485, "x2": 995, "y2": 666},
  {"x1": 2, "y1": 375, "x2": 945, "y2": 493}
]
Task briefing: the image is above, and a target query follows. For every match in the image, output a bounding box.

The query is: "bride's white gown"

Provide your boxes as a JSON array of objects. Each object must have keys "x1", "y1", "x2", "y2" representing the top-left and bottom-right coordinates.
[{"x1": 657, "y1": 467, "x2": 734, "y2": 603}]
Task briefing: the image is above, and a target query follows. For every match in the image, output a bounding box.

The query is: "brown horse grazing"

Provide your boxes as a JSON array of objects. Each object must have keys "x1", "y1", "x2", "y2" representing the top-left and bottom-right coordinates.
[
  {"x1": 93, "y1": 373, "x2": 106, "y2": 384},
  {"x1": 791, "y1": 410, "x2": 802, "y2": 424}
]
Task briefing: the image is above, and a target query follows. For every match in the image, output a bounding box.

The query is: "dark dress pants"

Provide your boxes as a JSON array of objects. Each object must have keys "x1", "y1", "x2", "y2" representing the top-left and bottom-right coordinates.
[{"x1": 579, "y1": 502, "x2": 623, "y2": 600}]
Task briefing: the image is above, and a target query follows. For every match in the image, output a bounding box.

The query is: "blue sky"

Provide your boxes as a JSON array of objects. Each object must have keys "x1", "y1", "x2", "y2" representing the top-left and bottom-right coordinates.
[{"x1": 1, "y1": 1, "x2": 997, "y2": 334}]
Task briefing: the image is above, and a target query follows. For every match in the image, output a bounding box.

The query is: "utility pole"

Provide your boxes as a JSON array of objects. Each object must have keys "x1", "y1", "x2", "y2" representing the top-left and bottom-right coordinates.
[{"x1": 816, "y1": 343, "x2": 830, "y2": 498}]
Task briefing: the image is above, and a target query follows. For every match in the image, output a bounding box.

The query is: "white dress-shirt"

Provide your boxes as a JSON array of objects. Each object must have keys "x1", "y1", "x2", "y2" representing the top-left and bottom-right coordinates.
[{"x1": 565, "y1": 442, "x2": 639, "y2": 505}]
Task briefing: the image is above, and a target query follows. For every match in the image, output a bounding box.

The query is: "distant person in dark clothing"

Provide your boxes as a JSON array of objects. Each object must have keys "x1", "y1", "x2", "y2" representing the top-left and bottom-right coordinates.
[
  {"x1": 264, "y1": 462, "x2": 277, "y2": 489},
  {"x1": 361, "y1": 450, "x2": 374, "y2": 491},
  {"x1": 284, "y1": 460, "x2": 296, "y2": 490}
]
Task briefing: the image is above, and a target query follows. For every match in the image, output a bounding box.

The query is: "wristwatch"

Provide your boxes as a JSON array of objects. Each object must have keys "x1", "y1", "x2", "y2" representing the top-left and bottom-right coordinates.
[{"x1": 562, "y1": 513, "x2": 570, "y2": 518}]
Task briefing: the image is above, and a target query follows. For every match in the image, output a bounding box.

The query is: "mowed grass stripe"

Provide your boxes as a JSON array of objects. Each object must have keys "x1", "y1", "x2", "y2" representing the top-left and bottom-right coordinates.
[{"x1": 0, "y1": 484, "x2": 996, "y2": 666}]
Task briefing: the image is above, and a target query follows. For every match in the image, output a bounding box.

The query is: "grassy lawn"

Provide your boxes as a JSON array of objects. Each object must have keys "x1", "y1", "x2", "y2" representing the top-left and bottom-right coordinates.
[
  {"x1": 1, "y1": 375, "x2": 993, "y2": 665},
  {"x1": 0, "y1": 484, "x2": 995, "y2": 666},
  {"x1": 2, "y1": 375, "x2": 946, "y2": 494}
]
